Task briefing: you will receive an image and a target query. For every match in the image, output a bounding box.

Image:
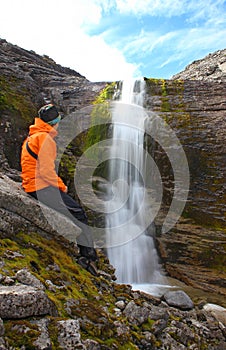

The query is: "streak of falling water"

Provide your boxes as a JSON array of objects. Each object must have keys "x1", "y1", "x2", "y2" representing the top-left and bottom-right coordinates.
[{"x1": 106, "y1": 78, "x2": 165, "y2": 284}]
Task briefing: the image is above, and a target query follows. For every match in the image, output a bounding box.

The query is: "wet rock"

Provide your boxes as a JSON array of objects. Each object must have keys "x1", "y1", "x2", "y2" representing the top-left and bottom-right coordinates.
[
  {"x1": 163, "y1": 290, "x2": 194, "y2": 310},
  {"x1": 0, "y1": 284, "x2": 58, "y2": 319}
]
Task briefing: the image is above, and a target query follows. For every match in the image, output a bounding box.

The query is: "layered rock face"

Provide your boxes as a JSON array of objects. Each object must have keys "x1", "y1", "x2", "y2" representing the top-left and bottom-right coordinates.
[
  {"x1": 172, "y1": 49, "x2": 226, "y2": 81},
  {"x1": 143, "y1": 50, "x2": 226, "y2": 295},
  {"x1": 144, "y1": 77, "x2": 226, "y2": 228}
]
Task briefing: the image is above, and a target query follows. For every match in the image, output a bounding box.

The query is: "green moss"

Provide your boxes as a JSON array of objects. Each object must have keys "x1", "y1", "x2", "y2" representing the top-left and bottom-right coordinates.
[
  {"x1": 141, "y1": 317, "x2": 155, "y2": 331},
  {"x1": 82, "y1": 83, "x2": 114, "y2": 165},
  {"x1": 0, "y1": 231, "x2": 100, "y2": 316},
  {"x1": 0, "y1": 76, "x2": 36, "y2": 122},
  {"x1": 4, "y1": 320, "x2": 40, "y2": 349},
  {"x1": 59, "y1": 152, "x2": 77, "y2": 178},
  {"x1": 93, "y1": 82, "x2": 117, "y2": 104}
]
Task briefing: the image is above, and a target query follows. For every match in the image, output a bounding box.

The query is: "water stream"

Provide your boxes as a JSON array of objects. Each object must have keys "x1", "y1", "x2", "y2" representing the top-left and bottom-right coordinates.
[{"x1": 106, "y1": 78, "x2": 166, "y2": 288}]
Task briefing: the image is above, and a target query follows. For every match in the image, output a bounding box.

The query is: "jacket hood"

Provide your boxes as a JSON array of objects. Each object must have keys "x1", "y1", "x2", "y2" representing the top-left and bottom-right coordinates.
[{"x1": 29, "y1": 118, "x2": 58, "y2": 137}]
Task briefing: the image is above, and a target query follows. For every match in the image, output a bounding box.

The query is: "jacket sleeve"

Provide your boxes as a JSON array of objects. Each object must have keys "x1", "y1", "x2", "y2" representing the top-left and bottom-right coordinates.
[{"x1": 38, "y1": 133, "x2": 67, "y2": 192}]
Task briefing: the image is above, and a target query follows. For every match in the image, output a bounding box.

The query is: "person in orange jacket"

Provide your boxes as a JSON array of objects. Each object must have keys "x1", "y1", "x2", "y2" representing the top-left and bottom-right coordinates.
[{"x1": 21, "y1": 104, "x2": 98, "y2": 275}]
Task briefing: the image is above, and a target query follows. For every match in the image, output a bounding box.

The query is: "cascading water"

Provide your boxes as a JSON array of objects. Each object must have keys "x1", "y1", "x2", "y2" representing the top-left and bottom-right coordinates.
[{"x1": 106, "y1": 78, "x2": 165, "y2": 286}]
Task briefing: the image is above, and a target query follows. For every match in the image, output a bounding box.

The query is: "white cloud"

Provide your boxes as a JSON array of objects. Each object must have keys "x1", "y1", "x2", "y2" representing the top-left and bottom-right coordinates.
[
  {"x1": 0, "y1": 0, "x2": 225, "y2": 81},
  {"x1": 121, "y1": 30, "x2": 177, "y2": 57},
  {"x1": 151, "y1": 26, "x2": 226, "y2": 73},
  {"x1": 98, "y1": 0, "x2": 226, "y2": 29},
  {"x1": 115, "y1": 0, "x2": 187, "y2": 17},
  {"x1": 0, "y1": 0, "x2": 138, "y2": 81}
]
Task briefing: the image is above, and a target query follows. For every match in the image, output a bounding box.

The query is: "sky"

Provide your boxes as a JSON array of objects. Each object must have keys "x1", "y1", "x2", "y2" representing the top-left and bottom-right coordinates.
[{"x1": 0, "y1": 0, "x2": 226, "y2": 82}]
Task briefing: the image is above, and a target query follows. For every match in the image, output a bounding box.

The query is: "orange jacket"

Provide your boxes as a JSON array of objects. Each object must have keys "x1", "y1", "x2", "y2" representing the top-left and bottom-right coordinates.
[{"x1": 21, "y1": 117, "x2": 67, "y2": 193}]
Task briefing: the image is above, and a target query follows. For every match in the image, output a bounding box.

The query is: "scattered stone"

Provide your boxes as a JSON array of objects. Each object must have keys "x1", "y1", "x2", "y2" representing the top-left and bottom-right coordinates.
[
  {"x1": 31, "y1": 318, "x2": 52, "y2": 350},
  {"x1": 57, "y1": 319, "x2": 85, "y2": 350},
  {"x1": 123, "y1": 300, "x2": 150, "y2": 325},
  {"x1": 2, "y1": 276, "x2": 15, "y2": 285},
  {"x1": 46, "y1": 263, "x2": 61, "y2": 272},
  {"x1": 3, "y1": 250, "x2": 24, "y2": 260},
  {"x1": 82, "y1": 339, "x2": 101, "y2": 350},
  {"x1": 16, "y1": 269, "x2": 45, "y2": 290},
  {"x1": 113, "y1": 307, "x2": 121, "y2": 317},
  {"x1": 115, "y1": 300, "x2": 125, "y2": 310},
  {"x1": 163, "y1": 290, "x2": 194, "y2": 310}
]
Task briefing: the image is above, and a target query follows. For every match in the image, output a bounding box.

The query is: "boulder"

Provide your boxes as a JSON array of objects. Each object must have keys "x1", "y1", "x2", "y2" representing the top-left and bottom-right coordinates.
[
  {"x1": 203, "y1": 303, "x2": 226, "y2": 326},
  {"x1": 0, "y1": 174, "x2": 81, "y2": 242},
  {"x1": 163, "y1": 290, "x2": 194, "y2": 310},
  {"x1": 0, "y1": 284, "x2": 58, "y2": 319}
]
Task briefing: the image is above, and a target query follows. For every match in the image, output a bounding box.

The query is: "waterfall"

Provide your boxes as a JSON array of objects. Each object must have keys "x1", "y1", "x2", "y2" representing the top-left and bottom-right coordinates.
[{"x1": 106, "y1": 78, "x2": 165, "y2": 285}]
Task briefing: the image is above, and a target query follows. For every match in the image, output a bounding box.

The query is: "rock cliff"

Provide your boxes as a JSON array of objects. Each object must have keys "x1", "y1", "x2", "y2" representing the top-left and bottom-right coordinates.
[
  {"x1": 142, "y1": 51, "x2": 226, "y2": 296},
  {"x1": 172, "y1": 49, "x2": 226, "y2": 82}
]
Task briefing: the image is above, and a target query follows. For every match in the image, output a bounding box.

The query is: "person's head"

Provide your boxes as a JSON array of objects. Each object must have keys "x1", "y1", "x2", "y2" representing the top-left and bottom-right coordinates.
[{"x1": 38, "y1": 104, "x2": 61, "y2": 127}]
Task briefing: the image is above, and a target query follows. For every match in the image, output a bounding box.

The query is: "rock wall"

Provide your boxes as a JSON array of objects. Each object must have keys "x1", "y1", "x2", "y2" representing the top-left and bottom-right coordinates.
[{"x1": 144, "y1": 77, "x2": 226, "y2": 229}]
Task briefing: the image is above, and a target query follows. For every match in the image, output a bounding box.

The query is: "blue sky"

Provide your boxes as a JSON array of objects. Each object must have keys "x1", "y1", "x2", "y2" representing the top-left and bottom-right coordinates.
[{"x1": 0, "y1": 0, "x2": 226, "y2": 81}]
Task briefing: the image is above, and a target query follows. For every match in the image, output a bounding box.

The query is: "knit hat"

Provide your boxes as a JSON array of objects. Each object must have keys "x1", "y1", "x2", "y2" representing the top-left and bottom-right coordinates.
[{"x1": 38, "y1": 104, "x2": 61, "y2": 125}]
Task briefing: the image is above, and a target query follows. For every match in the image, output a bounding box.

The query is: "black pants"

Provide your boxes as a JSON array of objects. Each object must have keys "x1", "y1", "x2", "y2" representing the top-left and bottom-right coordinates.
[{"x1": 28, "y1": 186, "x2": 95, "y2": 254}]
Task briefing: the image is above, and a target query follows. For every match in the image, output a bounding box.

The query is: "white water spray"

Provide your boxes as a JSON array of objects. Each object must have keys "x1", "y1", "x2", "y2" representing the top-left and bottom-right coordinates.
[{"x1": 106, "y1": 78, "x2": 165, "y2": 284}]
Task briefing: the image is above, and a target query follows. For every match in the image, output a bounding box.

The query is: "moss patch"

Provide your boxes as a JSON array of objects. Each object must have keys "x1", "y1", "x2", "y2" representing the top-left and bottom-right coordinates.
[
  {"x1": 4, "y1": 320, "x2": 40, "y2": 349},
  {"x1": 0, "y1": 76, "x2": 36, "y2": 122}
]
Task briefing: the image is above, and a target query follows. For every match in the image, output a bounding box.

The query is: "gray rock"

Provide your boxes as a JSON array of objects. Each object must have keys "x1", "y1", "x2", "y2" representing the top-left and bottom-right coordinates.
[
  {"x1": 115, "y1": 300, "x2": 125, "y2": 310},
  {"x1": 82, "y1": 339, "x2": 101, "y2": 350},
  {"x1": 123, "y1": 300, "x2": 150, "y2": 325},
  {"x1": 172, "y1": 49, "x2": 226, "y2": 82},
  {"x1": 163, "y1": 290, "x2": 194, "y2": 310},
  {"x1": 31, "y1": 318, "x2": 52, "y2": 350},
  {"x1": 0, "y1": 318, "x2": 4, "y2": 337},
  {"x1": 15, "y1": 269, "x2": 45, "y2": 290},
  {"x1": 203, "y1": 303, "x2": 226, "y2": 326},
  {"x1": 0, "y1": 284, "x2": 58, "y2": 319},
  {"x1": 0, "y1": 175, "x2": 81, "y2": 242},
  {"x1": 57, "y1": 319, "x2": 85, "y2": 350}
]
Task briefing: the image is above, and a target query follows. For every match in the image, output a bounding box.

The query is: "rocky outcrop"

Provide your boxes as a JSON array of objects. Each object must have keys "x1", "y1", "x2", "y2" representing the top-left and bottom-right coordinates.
[
  {"x1": 0, "y1": 173, "x2": 81, "y2": 241},
  {"x1": 172, "y1": 49, "x2": 226, "y2": 82}
]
